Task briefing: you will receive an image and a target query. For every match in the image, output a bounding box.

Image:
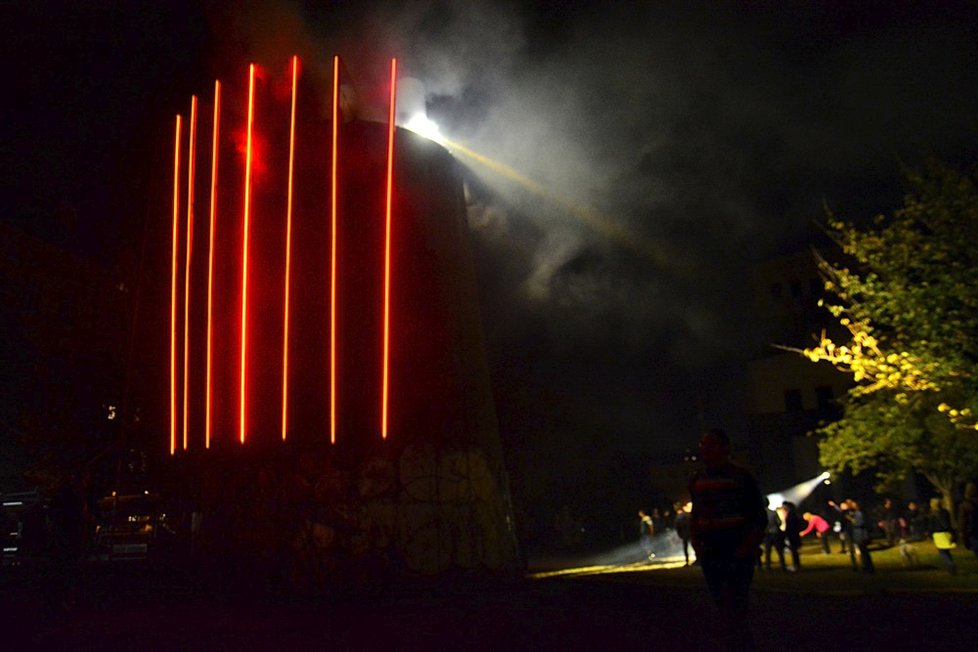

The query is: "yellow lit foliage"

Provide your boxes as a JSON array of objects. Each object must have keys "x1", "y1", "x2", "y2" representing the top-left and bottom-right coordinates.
[
  {"x1": 799, "y1": 161, "x2": 978, "y2": 432},
  {"x1": 801, "y1": 322, "x2": 975, "y2": 430}
]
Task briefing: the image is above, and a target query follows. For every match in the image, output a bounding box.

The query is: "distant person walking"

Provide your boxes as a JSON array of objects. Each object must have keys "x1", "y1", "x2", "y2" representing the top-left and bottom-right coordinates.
[
  {"x1": 652, "y1": 508, "x2": 667, "y2": 535},
  {"x1": 760, "y1": 499, "x2": 785, "y2": 572},
  {"x1": 673, "y1": 502, "x2": 692, "y2": 566},
  {"x1": 905, "y1": 501, "x2": 924, "y2": 541},
  {"x1": 929, "y1": 497, "x2": 957, "y2": 574},
  {"x1": 827, "y1": 500, "x2": 849, "y2": 553},
  {"x1": 848, "y1": 499, "x2": 874, "y2": 573},
  {"x1": 834, "y1": 500, "x2": 859, "y2": 569},
  {"x1": 958, "y1": 482, "x2": 978, "y2": 560},
  {"x1": 880, "y1": 498, "x2": 898, "y2": 547},
  {"x1": 781, "y1": 501, "x2": 804, "y2": 571},
  {"x1": 638, "y1": 510, "x2": 656, "y2": 560},
  {"x1": 689, "y1": 428, "x2": 767, "y2": 650},
  {"x1": 44, "y1": 471, "x2": 92, "y2": 616}
]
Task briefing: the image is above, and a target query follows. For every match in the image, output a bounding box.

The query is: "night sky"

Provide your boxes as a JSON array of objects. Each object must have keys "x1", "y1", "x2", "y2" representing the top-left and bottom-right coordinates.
[{"x1": 6, "y1": 1, "x2": 978, "y2": 524}]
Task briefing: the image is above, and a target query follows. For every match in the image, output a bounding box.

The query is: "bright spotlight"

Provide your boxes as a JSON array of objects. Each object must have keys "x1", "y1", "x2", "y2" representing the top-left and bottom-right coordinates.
[
  {"x1": 404, "y1": 112, "x2": 444, "y2": 144},
  {"x1": 766, "y1": 472, "x2": 832, "y2": 507},
  {"x1": 766, "y1": 492, "x2": 785, "y2": 507}
]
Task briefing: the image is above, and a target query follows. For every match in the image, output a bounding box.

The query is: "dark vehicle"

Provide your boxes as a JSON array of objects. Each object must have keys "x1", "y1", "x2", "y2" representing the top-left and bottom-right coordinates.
[
  {"x1": 1, "y1": 490, "x2": 46, "y2": 567},
  {"x1": 91, "y1": 493, "x2": 174, "y2": 562}
]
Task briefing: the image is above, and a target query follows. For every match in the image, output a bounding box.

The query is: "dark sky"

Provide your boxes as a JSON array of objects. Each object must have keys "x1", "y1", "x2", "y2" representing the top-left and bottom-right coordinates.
[{"x1": 6, "y1": 1, "x2": 978, "y2": 517}]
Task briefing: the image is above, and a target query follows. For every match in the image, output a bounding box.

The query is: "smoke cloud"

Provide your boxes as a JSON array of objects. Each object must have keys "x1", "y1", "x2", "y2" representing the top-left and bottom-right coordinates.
[{"x1": 197, "y1": 0, "x2": 978, "y2": 528}]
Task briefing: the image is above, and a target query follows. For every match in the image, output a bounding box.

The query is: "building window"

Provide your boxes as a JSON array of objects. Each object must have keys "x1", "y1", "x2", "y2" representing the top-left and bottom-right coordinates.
[
  {"x1": 784, "y1": 388, "x2": 803, "y2": 412},
  {"x1": 815, "y1": 385, "x2": 834, "y2": 410}
]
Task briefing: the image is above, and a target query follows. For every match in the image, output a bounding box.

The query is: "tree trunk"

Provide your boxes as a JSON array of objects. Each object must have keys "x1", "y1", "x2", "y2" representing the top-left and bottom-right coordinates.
[{"x1": 922, "y1": 471, "x2": 958, "y2": 530}]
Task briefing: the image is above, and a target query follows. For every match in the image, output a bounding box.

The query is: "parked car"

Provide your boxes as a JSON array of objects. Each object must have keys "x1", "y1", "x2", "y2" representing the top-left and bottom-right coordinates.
[{"x1": 91, "y1": 492, "x2": 174, "y2": 562}]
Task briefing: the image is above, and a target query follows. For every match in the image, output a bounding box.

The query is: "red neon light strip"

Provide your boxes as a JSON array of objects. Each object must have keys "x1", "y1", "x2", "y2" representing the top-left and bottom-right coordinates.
[
  {"x1": 330, "y1": 55, "x2": 339, "y2": 445},
  {"x1": 183, "y1": 95, "x2": 198, "y2": 451},
  {"x1": 281, "y1": 56, "x2": 298, "y2": 442},
  {"x1": 205, "y1": 81, "x2": 221, "y2": 449},
  {"x1": 381, "y1": 58, "x2": 397, "y2": 440},
  {"x1": 240, "y1": 64, "x2": 255, "y2": 445},
  {"x1": 170, "y1": 115, "x2": 182, "y2": 456}
]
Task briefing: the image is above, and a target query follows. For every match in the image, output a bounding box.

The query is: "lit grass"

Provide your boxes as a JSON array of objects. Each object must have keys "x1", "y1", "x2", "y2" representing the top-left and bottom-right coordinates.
[
  {"x1": 750, "y1": 537, "x2": 978, "y2": 593},
  {"x1": 536, "y1": 538, "x2": 978, "y2": 594}
]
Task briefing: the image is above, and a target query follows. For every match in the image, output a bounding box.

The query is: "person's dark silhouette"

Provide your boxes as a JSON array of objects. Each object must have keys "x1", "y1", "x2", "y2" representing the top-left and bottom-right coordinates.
[
  {"x1": 43, "y1": 473, "x2": 89, "y2": 616},
  {"x1": 689, "y1": 428, "x2": 766, "y2": 650}
]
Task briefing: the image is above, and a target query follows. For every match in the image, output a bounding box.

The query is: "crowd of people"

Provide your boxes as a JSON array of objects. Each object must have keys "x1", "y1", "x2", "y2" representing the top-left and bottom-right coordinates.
[
  {"x1": 638, "y1": 473, "x2": 978, "y2": 577},
  {"x1": 666, "y1": 427, "x2": 978, "y2": 651},
  {"x1": 756, "y1": 497, "x2": 878, "y2": 573}
]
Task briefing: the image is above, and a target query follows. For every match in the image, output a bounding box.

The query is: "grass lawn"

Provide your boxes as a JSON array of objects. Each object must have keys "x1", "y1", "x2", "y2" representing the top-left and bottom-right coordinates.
[
  {"x1": 749, "y1": 536, "x2": 978, "y2": 593},
  {"x1": 531, "y1": 536, "x2": 978, "y2": 594}
]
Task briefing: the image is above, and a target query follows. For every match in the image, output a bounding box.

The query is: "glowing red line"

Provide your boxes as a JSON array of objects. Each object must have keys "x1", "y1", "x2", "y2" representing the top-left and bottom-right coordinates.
[
  {"x1": 281, "y1": 56, "x2": 298, "y2": 442},
  {"x1": 205, "y1": 81, "x2": 221, "y2": 449},
  {"x1": 381, "y1": 58, "x2": 397, "y2": 440},
  {"x1": 170, "y1": 114, "x2": 182, "y2": 457},
  {"x1": 330, "y1": 55, "x2": 339, "y2": 445},
  {"x1": 183, "y1": 95, "x2": 198, "y2": 451},
  {"x1": 240, "y1": 64, "x2": 255, "y2": 445}
]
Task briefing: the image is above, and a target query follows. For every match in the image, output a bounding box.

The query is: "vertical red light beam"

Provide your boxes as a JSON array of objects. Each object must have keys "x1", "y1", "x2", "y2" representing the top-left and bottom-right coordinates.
[
  {"x1": 205, "y1": 80, "x2": 221, "y2": 449},
  {"x1": 183, "y1": 95, "x2": 198, "y2": 451},
  {"x1": 329, "y1": 55, "x2": 339, "y2": 445},
  {"x1": 281, "y1": 56, "x2": 298, "y2": 442},
  {"x1": 240, "y1": 64, "x2": 256, "y2": 445},
  {"x1": 381, "y1": 58, "x2": 397, "y2": 440},
  {"x1": 170, "y1": 114, "x2": 182, "y2": 457}
]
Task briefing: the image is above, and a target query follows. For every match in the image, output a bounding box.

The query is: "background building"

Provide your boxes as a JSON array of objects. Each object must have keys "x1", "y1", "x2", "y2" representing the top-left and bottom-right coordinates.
[
  {"x1": 0, "y1": 219, "x2": 128, "y2": 491},
  {"x1": 744, "y1": 249, "x2": 850, "y2": 494}
]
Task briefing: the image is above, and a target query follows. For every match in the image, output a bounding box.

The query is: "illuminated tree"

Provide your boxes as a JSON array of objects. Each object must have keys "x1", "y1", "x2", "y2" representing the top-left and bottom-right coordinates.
[
  {"x1": 793, "y1": 160, "x2": 978, "y2": 505},
  {"x1": 817, "y1": 390, "x2": 978, "y2": 508}
]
